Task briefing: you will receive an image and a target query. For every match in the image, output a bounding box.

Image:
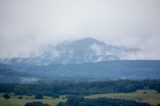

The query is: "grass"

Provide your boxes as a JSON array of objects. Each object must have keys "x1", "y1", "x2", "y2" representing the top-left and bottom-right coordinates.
[
  {"x1": 0, "y1": 94, "x2": 66, "y2": 106},
  {"x1": 0, "y1": 98, "x2": 66, "y2": 106},
  {"x1": 86, "y1": 92, "x2": 160, "y2": 106},
  {"x1": 0, "y1": 92, "x2": 160, "y2": 106},
  {"x1": 0, "y1": 101, "x2": 18, "y2": 106}
]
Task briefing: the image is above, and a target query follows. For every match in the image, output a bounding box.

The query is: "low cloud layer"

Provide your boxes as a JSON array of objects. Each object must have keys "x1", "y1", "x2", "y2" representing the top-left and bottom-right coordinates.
[{"x1": 0, "y1": 0, "x2": 160, "y2": 59}]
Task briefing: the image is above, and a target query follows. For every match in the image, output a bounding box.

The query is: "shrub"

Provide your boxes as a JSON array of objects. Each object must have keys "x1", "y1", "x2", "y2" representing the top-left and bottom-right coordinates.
[
  {"x1": 25, "y1": 101, "x2": 50, "y2": 106},
  {"x1": 18, "y1": 96, "x2": 23, "y2": 99},
  {"x1": 3, "y1": 93, "x2": 10, "y2": 100},
  {"x1": 35, "y1": 92, "x2": 43, "y2": 99},
  {"x1": 52, "y1": 93, "x2": 59, "y2": 99}
]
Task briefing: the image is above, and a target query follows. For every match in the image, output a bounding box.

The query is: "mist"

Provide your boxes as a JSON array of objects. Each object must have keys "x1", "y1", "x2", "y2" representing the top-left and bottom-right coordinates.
[{"x1": 0, "y1": 0, "x2": 160, "y2": 59}]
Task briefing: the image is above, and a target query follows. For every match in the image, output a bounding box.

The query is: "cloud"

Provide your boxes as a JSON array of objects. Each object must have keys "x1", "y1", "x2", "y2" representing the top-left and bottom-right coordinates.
[
  {"x1": 0, "y1": 0, "x2": 160, "y2": 59},
  {"x1": 90, "y1": 43, "x2": 104, "y2": 56}
]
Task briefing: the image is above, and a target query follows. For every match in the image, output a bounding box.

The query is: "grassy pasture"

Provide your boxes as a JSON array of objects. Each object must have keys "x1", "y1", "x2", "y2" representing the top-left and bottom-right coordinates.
[
  {"x1": 0, "y1": 91, "x2": 160, "y2": 106},
  {"x1": 0, "y1": 93, "x2": 66, "y2": 106},
  {"x1": 86, "y1": 92, "x2": 160, "y2": 106}
]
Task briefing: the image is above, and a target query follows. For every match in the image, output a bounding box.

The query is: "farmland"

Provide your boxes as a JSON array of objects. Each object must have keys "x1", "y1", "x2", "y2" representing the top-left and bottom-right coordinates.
[
  {"x1": 0, "y1": 94, "x2": 66, "y2": 106},
  {"x1": 86, "y1": 91, "x2": 160, "y2": 106},
  {"x1": 0, "y1": 91, "x2": 160, "y2": 106}
]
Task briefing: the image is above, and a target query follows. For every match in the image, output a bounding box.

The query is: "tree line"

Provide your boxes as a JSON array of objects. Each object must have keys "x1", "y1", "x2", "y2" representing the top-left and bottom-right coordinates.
[
  {"x1": 0, "y1": 79, "x2": 160, "y2": 97},
  {"x1": 57, "y1": 96, "x2": 151, "y2": 106}
]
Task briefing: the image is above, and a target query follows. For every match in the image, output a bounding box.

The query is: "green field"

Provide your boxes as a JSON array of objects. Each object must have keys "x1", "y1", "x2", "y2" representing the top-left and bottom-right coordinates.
[
  {"x1": 0, "y1": 94, "x2": 66, "y2": 106},
  {"x1": 0, "y1": 99, "x2": 66, "y2": 106},
  {"x1": 86, "y1": 92, "x2": 160, "y2": 106},
  {"x1": 0, "y1": 92, "x2": 160, "y2": 106}
]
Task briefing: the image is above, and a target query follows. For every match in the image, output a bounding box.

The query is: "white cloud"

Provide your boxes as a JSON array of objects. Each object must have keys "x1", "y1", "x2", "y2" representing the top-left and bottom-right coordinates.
[
  {"x1": 52, "y1": 50, "x2": 61, "y2": 58},
  {"x1": 90, "y1": 43, "x2": 104, "y2": 56}
]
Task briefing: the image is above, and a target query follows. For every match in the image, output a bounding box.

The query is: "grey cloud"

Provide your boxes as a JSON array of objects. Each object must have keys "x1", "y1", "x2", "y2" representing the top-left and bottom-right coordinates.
[{"x1": 0, "y1": 0, "x2": 160, "y2": 59}]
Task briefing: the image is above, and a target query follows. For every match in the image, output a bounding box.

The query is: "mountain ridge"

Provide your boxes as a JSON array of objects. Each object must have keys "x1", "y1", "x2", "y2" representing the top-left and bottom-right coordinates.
[
  {"x1": 0, "y1": 37, "x2": 140, "y2": 65},
  {"x1": 0, "y1": 60, "x2": 160, "y2": 83}
]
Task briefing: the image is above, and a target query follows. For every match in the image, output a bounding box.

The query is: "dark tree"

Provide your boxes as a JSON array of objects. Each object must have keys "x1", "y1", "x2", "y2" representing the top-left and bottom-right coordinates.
[
  {"x1": 25, "y1": 101, "x2": 50, "y2": 106},
  {"x1": 57, "y1": 97, "x2": 151, "y2": 106},
  {"x1": 52, "y1": 93, "x2": 59, "y2": 99},
  {"x1": 35, "y1": 92, "x2": 43, "y2": 99},
  {"x1": 3, "y1": 93, "x2": 10, "y2": 100},
  {"x1": 18, "y1": 96, "x2": 23, "y2": 99},
  {"x1": 14, "y1": 85, "x2": 27, "y2": 95}
]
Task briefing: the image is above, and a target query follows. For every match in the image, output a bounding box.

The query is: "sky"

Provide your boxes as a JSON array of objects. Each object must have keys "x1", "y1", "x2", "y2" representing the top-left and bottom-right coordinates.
[{"x1": 0, "y1": 0, "x2": 160, "y2": 59}]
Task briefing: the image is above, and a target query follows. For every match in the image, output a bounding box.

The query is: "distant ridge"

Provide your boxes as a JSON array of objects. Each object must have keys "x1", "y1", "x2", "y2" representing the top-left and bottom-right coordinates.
[{"x1": 0, "y1": 38, "x2": 139, "y2": 65}]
